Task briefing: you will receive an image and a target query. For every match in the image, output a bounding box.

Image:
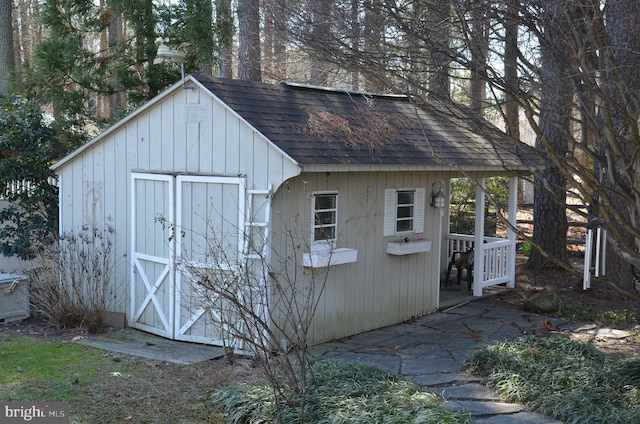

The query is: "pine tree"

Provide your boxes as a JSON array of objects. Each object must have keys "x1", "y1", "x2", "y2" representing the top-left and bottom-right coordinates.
[{"x1": 0, "y1": 0, "x2": 15, "y2": 93}]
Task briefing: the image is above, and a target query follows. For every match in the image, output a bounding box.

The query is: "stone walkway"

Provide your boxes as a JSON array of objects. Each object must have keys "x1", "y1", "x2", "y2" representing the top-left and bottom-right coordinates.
[
  {"x1": 308, "y1": 302, "x2": 568, "y2": 424},
  {"x1": 81, "y1": 298, "x2": 633, "y2": 423}
]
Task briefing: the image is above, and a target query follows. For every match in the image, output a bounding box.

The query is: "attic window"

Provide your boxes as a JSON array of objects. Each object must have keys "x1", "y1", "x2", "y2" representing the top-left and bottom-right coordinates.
[{"x1": 183, "y1": 105, "x2": 208, "y2": 123}]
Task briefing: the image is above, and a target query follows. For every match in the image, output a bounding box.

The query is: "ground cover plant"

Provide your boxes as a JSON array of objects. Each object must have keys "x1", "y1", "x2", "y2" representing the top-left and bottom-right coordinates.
[
  {"x1": 464, "y1": 336, "x2": 640, "y2": 424},
  {"x1": 213, "y1": 357, "x2": 472, "y2": 424},
  {"x1": 557, "y1": 301, "x2": 640, "y2": 328}
]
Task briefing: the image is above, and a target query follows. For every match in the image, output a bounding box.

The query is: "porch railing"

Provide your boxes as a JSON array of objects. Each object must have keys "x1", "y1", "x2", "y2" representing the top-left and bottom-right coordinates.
[{"x1": 446, "y1": 233, "x2": 514, "y2": 294}]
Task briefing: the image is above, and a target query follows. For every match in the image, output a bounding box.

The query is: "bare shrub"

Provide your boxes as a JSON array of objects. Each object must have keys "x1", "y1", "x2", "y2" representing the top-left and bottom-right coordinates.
[
  {"x1": 174, "y1": 220, "x2": 330, "y2": 421},
  {"x1": 29, "y1": 226, "x2": 116, "y2": 332}
]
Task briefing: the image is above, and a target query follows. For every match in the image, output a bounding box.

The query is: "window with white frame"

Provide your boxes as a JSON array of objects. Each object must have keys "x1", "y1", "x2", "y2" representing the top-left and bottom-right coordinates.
[
  {"x1": 304, "y1": 191, "x2": 358, "y2": 267},
  {"x1": 312, "y1": 192, "x2": 338, "y2": 246},
  {"x1": 384, "y1": 188, "x2": 425, "y2": 236}
]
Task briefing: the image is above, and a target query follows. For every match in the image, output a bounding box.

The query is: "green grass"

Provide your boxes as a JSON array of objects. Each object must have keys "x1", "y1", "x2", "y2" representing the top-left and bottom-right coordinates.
[
  {"x1": 0, "y1": 331, "x2": 245, "y2": 423},
  {"x1": 214, "y1": 357, "x2": 472, "y2": 423},
  {"x1": 0, "y1": 333, "x2": 128, "y2": 402},
  {"x1": 464, "y1": 336, "x2": 640, "y2": 424},
  {"x1": 518, "y1": 241, "x2": 532, "y2": 256}
]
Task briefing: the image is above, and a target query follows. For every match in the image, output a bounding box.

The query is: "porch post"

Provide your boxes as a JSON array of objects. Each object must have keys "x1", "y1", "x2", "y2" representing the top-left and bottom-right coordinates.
[
  {"x1": 473, "y1": 178, "x2": 485, "y2": 297},
  {"x1": 442, "y1": 179, "x2": 452, "y2": 271},
  {"x1": 507, "y1": 176, "x2": 518, "y2": 288}
]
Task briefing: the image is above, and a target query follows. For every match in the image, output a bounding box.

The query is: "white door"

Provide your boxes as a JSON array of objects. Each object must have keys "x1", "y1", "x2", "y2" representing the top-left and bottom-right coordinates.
[
  {"x1": 130, "y1": 173, "x2": 175, "y2": 338},
  {"x1": 130, "y1": 173, "x2": 246, "y2": 344},
  {"x1": 174, "y1": 175, "x2": 246, "y2": 344}
]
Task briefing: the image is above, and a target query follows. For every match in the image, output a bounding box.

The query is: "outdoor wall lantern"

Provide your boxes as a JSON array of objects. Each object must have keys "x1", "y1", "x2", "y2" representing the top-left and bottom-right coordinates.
[
  {"x1": 431, "y1": 182, "x2": 446, "y2": 208},
  {"x1": 154, "y1": 38, "x2": 195, "y2": 90}
]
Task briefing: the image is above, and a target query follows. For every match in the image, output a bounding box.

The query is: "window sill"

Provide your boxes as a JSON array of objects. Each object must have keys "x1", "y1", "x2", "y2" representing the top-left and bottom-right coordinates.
[
  {"x1": 303, "y1": 248, "x2": 358, "y2": 268},
  {"x1": 386, "y1": 239, "x2": 432, "y2": 255}
]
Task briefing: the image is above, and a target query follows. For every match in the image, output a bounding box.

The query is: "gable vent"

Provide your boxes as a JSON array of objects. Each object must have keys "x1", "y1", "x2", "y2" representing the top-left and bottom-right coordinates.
[{"x1": 184, "y1": 105, "x2": 208, "y2": 123}]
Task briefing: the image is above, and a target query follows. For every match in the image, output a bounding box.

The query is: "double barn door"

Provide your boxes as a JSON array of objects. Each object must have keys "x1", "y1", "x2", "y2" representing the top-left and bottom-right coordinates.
[{"x1": 130, "y1": 173, "x2": 245, "y2": 344}]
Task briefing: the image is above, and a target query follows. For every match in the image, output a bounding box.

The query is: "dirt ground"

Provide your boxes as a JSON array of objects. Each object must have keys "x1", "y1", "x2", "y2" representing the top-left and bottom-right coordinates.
[
  {"x1": 477, "y1": 250, "x2": 640, "y2": 357},
  {"x1": 476, "y1": 205, "x2": 639, "y2": 357}
]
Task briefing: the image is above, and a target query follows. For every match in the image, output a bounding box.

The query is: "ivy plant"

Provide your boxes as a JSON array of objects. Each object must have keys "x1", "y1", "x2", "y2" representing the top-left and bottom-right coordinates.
[{"x1": 0, "y1": 95, "x2": 59, "y2": 259}]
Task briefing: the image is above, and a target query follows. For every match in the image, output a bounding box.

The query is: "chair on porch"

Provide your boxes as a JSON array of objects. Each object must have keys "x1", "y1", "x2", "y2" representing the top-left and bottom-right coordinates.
[{"x1": 444, "y1": 248, "x2": 474, "y2": 290}]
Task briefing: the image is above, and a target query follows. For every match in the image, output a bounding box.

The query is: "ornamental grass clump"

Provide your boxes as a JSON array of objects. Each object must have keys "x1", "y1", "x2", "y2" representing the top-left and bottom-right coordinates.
[
  {"x1": 213, "y1": 357, "x2": 471, "y2": 424},
  {"x1": 29, "y1": 226, "x2": 117, "y2": 332},
  {"x1": 464, "y1": 336, "x2": 640, "y2": 424}
]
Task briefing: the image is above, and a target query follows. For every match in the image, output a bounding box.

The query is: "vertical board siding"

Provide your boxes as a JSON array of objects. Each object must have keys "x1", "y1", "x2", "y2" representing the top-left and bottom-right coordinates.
[
  {"x1": 131, "y1": 175, "x2": 174, "y2": 336},
  {"x1": 271, "y1": 171, "x2": 442, "y2": 345},
  {"x1": 55, "y1": 86, "x2": 299, "y2": 322},
  {"x1": 197, "y1": 104, "x2": 213, "y2": 173},
  {"x1": 139, "y1": 111, "x2": 153, "y2": 170},
  {"x1": 371, "y1": 173, "x2": 386, "y2": 328},
  {"x1": 173, "y1": 175, "x2": 247, "y2": 344},
  {"x1": 225, "y1": 113, "x2": 241, "y2": 174},
  {"x1": 210, "y1": 104, "x2": 227, "y2": 172},
  {"x1": 160, "y1": 100, "x2": 175, "y2": 171}
]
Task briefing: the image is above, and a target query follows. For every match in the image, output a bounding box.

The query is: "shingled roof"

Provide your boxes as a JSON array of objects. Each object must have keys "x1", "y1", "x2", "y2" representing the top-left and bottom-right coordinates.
[{"x1": 194, "y1": 75, "x2": 538, "y2": 171}]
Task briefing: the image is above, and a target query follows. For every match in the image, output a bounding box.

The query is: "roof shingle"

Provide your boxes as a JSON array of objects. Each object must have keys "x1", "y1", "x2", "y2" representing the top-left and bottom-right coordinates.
[{"x1": 194, "y1": 75, "x2": 538, "y2": 171}]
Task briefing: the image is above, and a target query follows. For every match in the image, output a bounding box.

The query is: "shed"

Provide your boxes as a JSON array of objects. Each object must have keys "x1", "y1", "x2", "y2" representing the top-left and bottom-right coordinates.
[{"x1": 52, "y1": 75, "x2": 538, "y2": 347}]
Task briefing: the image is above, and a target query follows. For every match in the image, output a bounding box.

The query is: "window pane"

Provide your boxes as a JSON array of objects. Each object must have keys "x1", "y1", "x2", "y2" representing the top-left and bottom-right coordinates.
[
  {"x1": 315, "y1": 195, "x2": 336, "y2": 209},
  {"x1": 397, "y1": 191, "x2": 414, "y2": 205},
  {"x1": 315, "y1": 226, "x2": 335, "y2": 241},
  {"x1": 397, "y1": 205, "x2": 414, "y2": 219},
  {"x1": 315, "y1": 211, "x2": 336, "y2": 225},
  {"x1": 396, "y1": 220, "x2": 413, "y2": 232}
]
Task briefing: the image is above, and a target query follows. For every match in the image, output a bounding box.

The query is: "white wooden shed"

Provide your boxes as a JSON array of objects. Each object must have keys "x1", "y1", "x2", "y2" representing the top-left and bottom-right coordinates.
[{"x1": 51, "y1": 75, "x2": 539, "y2": 347}]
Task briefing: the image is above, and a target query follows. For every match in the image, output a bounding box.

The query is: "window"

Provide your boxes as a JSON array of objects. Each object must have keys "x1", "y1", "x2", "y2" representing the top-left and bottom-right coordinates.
[
  {"x1": 312, "y1": 192, "x2": 338, "y2": 244},
  {"x1": 384, "y1": 188, "x2": 425, "y2": 236},
  {"x1": 304, "y1": 191, "x2": 358, "y2": 267},
  {"x1": 396, "y1": 190, "x2": 415, "y2": 232}
]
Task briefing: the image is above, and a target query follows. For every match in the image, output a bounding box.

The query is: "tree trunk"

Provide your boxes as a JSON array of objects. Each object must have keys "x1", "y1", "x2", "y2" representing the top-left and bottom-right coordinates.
[
  {"x1": 108, "y1": 10, "x2": 125, "y2": 117},
  {"x1": 0, "y1": 0, "x2": 15, "y2": 94},
  {"x1": 309, "y1": 0, "x2": 331, "y2": 85},
  {"x1": 596, "y1": 0, "x2": 640, "y2": 294},
  {"x1": 469, "y1": 0, "x2": 488, "y2": 111},
  {"x1": 16, "y1": 0, "x2": 28, "y2": 64},
  {"x1": 503, "y1": 1, "x2": 519, "y2": 140},
  {"x1": 272, "y1": 0, "x2": 287, "y2": 82},
  {"x1": 263, "y1": 1, "x2": 275, "y2": 80},
  {"x1": 262, "y1": 0, "x2": 288, "y2": 82},
  {"x1": 362, "y1": 0, "x2": 385, "y2": 92},
  {"x1": 238, "y1": 0, "x2": 261, "y2": 81},
  {"x1": 16, "y1": 0, "x2": 41, "y2": 64},
  {"x1": 428, "y1": 0, "x2": 451, "y2": 100},
  {"x1": 527, "y1": 0, "x2": 570, "y2": 269},
  {"x1": 216, "y1": 0, "x2": 234, "y2": 78},
  {"x1": 350, "y1": 0, "x2": 360, "y2": 90}
]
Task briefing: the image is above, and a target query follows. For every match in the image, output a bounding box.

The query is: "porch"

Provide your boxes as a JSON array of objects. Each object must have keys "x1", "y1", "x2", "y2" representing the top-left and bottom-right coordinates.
[{"x1": 438, "y1": 177, "x2": 518, "y2": 303}]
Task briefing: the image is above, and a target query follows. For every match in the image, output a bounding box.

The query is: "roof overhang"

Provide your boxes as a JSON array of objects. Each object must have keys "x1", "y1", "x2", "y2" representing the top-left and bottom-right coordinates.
[{"x1": 298, "y1": 164, "x2": 536, "y2": 175}]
